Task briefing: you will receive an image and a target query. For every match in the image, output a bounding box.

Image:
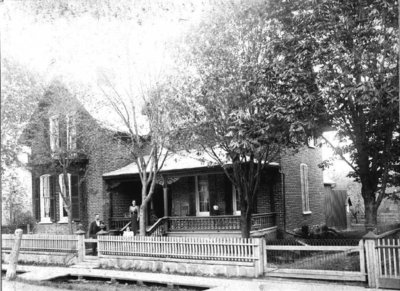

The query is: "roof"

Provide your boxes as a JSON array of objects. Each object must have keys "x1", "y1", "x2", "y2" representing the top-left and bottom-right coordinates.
[{"x1": 103, "y1": 151, "x2": 280, "y2": 178}]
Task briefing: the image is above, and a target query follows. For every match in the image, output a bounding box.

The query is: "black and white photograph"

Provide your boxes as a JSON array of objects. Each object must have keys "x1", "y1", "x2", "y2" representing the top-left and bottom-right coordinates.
[{"x1": 1, "y1": 1, "x2": 399, "y2": 290}]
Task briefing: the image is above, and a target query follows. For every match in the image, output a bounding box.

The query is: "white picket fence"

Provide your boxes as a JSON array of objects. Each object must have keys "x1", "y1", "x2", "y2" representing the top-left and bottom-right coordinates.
[
  {"x1": 376, "y1": 237, "x2": 400, "y2": 289},
  {"x1": 2, "y1": 234, "x2": 78, "y2": 253},
  {"x1": 98, "y1": 235, "x2": 261, "y2": 262}
]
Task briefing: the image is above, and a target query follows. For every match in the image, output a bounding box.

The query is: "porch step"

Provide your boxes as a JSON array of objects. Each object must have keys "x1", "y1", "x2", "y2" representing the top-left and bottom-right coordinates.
[{"x1": 70, "y1": 259, "x2": 100, "y2": 269}]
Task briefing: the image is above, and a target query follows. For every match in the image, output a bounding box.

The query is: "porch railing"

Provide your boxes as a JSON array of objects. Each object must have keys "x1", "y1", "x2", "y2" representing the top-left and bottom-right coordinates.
[
  {"x1": 110, "y1": 212, "x2": 276, "y2": 236},
  {"x1": 167, "y1": 212, "x2": 276, "y2": 232},
  {"x1": 110, "y1": 217, "x2": 130, "y2": 230},
  {"x1": 110, "y1": 212, "x2": 276, "y2": 235}
]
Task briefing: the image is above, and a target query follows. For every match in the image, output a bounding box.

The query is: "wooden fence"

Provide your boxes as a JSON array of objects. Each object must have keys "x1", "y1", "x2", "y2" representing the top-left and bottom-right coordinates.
[
  {"x1": 377, "y1": 237, "x2": 400, "y2": 288},
  {"x1": 364, "y1": 228, "x2": 400, "y2": 289},
  {"x1": 264, "y1": 240, "x2": 366, "y2": 282},
  {"x1": 2, "y1": 234, "x2": 78, "y2": 253},
  {"x1": 98, "y1": 235, "x2": 261, "y2": 262}
]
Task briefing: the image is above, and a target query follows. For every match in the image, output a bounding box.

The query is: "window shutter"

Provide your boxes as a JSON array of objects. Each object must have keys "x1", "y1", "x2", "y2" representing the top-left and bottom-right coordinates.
[
  {"x1": 50, "y1": 175, "x2": 57, "y2": 221},
  {"x1": 33, "y1": 177, "x2": 41, "y2": 221},
  {"x1": 71, "y1": 175, "x2": 80, "y2": 221}
]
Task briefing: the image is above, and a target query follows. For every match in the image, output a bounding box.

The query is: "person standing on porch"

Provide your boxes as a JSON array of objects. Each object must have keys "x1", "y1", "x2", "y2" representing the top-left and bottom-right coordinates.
[
  {"x1": 129, "y1": 200, "x2": 140, "y2": 235},
  {"x1": 88, "y1": 214, "x2": 102, "y2": 255}
]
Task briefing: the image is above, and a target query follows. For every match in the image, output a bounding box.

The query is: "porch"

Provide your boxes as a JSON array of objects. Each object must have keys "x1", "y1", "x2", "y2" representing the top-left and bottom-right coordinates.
[
  {"x1": 103, "y1": 151, "x2": 282, "y2": 238},
  {"x1": 110, "y1": 212, "x2": 277, "y2": 238}
]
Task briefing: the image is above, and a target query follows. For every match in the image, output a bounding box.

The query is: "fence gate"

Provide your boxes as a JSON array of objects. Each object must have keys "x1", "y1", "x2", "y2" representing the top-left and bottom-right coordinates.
[
  {"x1": 264, "y1": 239, "x2": 367, "y2": 282},
  {"x1": 376, "y1": 237, "x2": 400, "y2": 289}
]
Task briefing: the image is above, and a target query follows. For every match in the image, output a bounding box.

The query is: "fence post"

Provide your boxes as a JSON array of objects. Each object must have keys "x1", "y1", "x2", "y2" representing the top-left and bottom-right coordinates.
[
  {"x1": 75, "y1": 229, "x2": 86, "y2": 263},
  {"x1": 254, "y1": 238, "x2": 264, "y2": 278},
  {"x1": 6, "y1": 229, "x2": 23, "y2": 281},
  {"x1": 364, "y1": 231, "x2": 379, "y2": 288}
]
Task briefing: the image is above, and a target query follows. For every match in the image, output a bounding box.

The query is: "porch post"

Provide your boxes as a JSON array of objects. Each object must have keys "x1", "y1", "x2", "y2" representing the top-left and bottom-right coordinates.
[{"x1": 163, "y1": 176, "x2": 168, "y2": 217}]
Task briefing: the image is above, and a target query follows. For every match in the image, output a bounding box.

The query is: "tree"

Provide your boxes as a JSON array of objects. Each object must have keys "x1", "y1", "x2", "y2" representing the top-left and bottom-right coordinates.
[
  {"x1": 269, "y1": 0, "x2": 399, "y2": 229},
  {"x1": 1, "y1": 58, "x2": 43, "y2": 170},
  {"x1": 1, "y1": 58, "x2": 43, "y2": 232},
  {"x1": 98, "y1": 75, "x2": 173, "y2": 236},
  {"x1": 168, "y1": 1, "x2": 324, "y2": 238},
  {"x1": 2, "y1": 170, "x2": 35, "y2": 232}
]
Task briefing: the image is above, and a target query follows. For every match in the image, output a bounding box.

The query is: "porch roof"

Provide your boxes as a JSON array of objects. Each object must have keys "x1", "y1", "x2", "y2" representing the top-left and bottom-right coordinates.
[{"x1": 103, "y1": 151, "x2": 279, "y2": 178}]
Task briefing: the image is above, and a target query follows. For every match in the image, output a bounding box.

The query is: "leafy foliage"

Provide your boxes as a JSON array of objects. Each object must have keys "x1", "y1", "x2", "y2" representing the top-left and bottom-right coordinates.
[
  {"x1": 269, "y1": 0, "x2": 399, "y2": 228},
  {"x1": 168, "y1": 1, "x2": 324, "y2": 237},
  {"x1": 1, "y1": 58, "x2": 43, "y2": 170}
]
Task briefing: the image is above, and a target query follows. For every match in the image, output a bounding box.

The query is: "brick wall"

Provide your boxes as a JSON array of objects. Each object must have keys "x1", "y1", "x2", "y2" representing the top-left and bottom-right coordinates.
[
  {"x1": 109, "y1": 180, "x2": 142, "y2": 218},
  {"x1": 280, "y1": 146, "x2": 325, "y2": 232},
  {"x1": 85, "y1": 136, "x2": 132, "y2": 229}
]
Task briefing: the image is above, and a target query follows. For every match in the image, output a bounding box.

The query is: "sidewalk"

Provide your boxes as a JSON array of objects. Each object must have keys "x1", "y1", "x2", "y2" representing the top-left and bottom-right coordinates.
[{"x1": 2, "y1": 264, "x2": 382, "y2": 291}]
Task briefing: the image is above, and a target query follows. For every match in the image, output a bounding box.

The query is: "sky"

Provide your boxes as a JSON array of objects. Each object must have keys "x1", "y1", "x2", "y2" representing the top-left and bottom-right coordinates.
[{"x1": 1, "y1": 1, "x2": 210, "y2": 130}]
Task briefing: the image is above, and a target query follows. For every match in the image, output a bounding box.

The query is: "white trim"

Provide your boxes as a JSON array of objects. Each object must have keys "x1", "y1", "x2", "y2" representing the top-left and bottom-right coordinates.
[
  {"x1": 39, "y1": 174, "x2": 51, "y2": 223},
  {"x1": 232, "y1": 186, "x2": 241, "y2": 215},
  {"x1": 195, "y1": 175, "x2": 210, "y2": 216},
  {"x1": 58, "y1": 173, "x2": 71, "y2": 223}
]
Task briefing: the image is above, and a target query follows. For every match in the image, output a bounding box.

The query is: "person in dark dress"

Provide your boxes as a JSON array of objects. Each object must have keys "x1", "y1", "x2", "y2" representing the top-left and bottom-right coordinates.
[
  {"x1": 129, "y1": 200, "x2": 140, "y2": 235},
  {"x1": 88, "y1": 214, "x2": 102, "y2": 255}
]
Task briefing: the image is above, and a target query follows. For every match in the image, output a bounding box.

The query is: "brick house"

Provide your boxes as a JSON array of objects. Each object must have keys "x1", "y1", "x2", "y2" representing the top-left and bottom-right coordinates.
[
  {"x1": 21, "y1": 86, "x2": 131, "y2": 234},
  {"x1": 23, "y1": 86, "x2": 325, "y2": 236}
]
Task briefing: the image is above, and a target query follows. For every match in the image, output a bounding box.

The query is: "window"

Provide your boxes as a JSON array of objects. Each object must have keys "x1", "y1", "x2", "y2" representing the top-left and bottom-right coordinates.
[
  {"x1": 196, "y1": 175, "x2": 210, "y2": 216},
  {"x1": 300, "y1": 163, "x2": 311, "y2": 214},
  {"x1": 66, "y1": 115, "x2": 77, "y2": 151},
  {"x1": 49, "y1": 114, "x2": 77, "y2": 154},
  {"x1": 58, "y1": 173, "x2": 71, "y2": 223},
  {"x1": 232, "y1": 186, "x2": 241, "y2": 215},
  {"x1": 307, "y1": 136, "x2": 316, "y2": 148},
  {"x1": 35, "y1": 174, "x2": 80, "y2": 223},
  {"x1": 49, "y1": 116, "x2": 60, "y2": 152},
  {"x1": 39, "y1": 174, "x2": 52, "y2": 223}
]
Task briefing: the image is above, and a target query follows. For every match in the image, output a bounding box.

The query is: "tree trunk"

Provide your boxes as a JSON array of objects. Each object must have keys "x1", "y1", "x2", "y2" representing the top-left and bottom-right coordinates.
[
  {"x1": 241, "y1": 210, "x2": 252, "y2": 238},
  {"x1": 139, "y1": 203, "x2": 147, "y2": 236},
  {"x1": 364, "y1": 198, "x2": 378, "y2": 231},
  {"x1": 68, "y1": 210, "x2": 73, "y2": 234}
]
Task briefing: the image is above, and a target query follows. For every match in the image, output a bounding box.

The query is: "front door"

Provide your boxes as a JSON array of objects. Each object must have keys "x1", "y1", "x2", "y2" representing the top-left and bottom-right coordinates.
[{"x1": 196, "y1": 175, "x2": 210, "y2": 216}]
